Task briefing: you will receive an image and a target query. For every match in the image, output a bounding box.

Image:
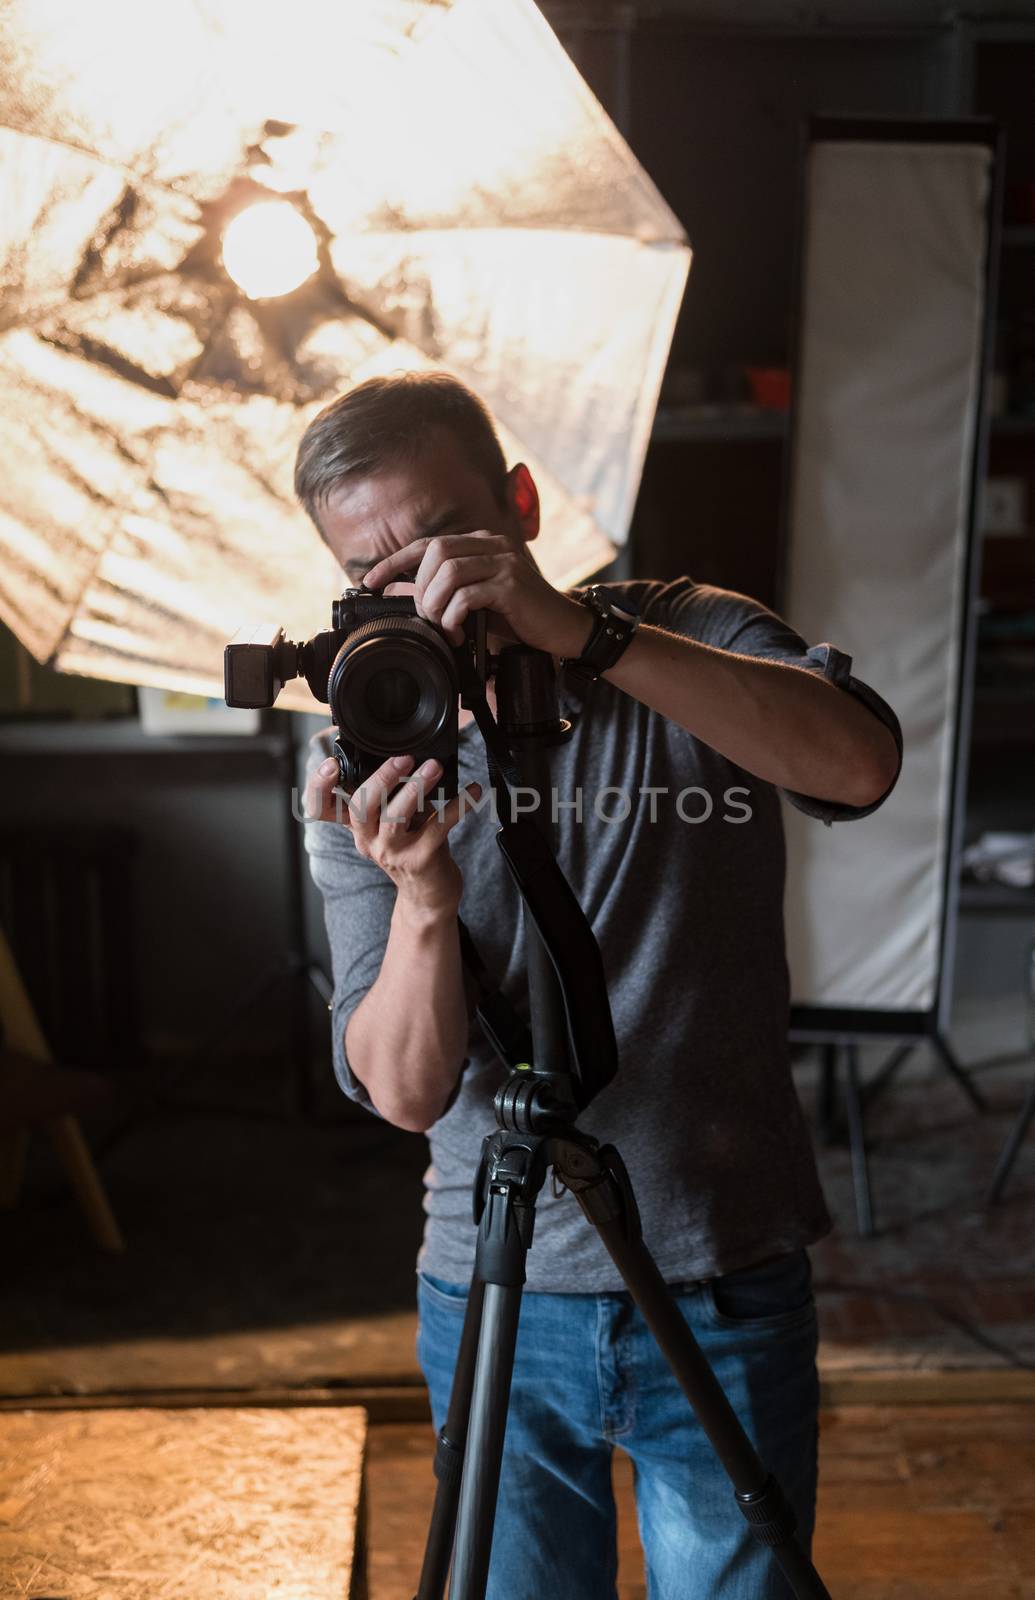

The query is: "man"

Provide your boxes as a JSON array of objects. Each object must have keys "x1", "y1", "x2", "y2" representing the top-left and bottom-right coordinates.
[{"x1": 299, "y1": 371, "x2": 901, "y2": 1598}]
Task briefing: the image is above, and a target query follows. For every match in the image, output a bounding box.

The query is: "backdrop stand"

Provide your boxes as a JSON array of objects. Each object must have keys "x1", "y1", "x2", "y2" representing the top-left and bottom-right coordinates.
[
  {"x1": 863, "y1": 1036, "x2": 987, "y2": 1115},
  {"x1": 987, "y1": 1070, "x2": 1035, "y2": 1205},
  {"x1": 779, "y1": 119, "x2": 1004, "y2": 1236},
  {"x1": 797, "y1": 1022, "x2": 987, "y2": 1237},
  {"x1": 986, "y1": 930, "x2": 1035, "y2": 1205}
]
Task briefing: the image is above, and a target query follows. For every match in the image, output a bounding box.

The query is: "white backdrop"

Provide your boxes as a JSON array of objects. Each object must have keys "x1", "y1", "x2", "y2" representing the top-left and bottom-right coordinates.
[{"x1": 782, "y1": 131, "x2": 994, "y2": 1017}]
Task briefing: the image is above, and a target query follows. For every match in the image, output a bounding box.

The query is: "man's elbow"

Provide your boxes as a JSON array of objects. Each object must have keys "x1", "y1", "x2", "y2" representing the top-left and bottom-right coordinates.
[
  {"x1": 841, "y1": 725, "x2": 900, "y2": 808},
  {"x1": 376, "y1": 1101, "x2": 437, "y2": 1134},
  {"x1": 369, "y1": 1084, "x2": 454, "y2": 1134}
]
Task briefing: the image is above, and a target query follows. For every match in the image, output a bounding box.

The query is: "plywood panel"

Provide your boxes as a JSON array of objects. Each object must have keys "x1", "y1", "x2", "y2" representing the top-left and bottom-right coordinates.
[{"x1": 0, "y1": 1406, "x2": 366, "y2": 1599}]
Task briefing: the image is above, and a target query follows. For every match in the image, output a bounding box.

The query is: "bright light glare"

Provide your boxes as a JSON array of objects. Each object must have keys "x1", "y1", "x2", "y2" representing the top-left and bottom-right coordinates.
[{"x1": 221, "y1": 202, "x2": 318, "y2": 299}]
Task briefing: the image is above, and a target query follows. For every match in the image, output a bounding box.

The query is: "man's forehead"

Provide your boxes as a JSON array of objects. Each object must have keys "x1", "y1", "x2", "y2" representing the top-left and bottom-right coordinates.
[
  {"x1": 328, "y1": 489, "x2": 464, "y2": 564},
  {"x1": 321, "y1": 458, "x2": 495, "y2": 571}
]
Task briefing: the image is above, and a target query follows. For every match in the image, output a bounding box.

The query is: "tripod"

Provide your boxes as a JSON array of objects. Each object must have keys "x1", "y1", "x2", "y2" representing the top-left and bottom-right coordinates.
[{"x1": 414, "y1": 646, "x2": 832, "y2": 1600}]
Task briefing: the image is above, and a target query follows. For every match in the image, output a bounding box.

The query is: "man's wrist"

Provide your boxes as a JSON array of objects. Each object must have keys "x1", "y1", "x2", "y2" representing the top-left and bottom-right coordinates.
[
  {"x1": 553, "y1": 594, "x2": 596, "y2": 659},
  {"x1": 393, "y1": 881, "x2": 461, "y2": 930}
]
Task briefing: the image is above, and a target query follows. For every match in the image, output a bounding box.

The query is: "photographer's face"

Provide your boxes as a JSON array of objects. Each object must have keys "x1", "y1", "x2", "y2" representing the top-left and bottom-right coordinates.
[{"x1": 317, "y1": 426, "x2": 538, "y2": 597}]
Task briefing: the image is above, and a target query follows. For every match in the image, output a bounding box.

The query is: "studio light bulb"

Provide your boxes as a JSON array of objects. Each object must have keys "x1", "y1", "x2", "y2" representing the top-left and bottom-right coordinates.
[{"x1": 221, "y1": 201, "x2": 319, "y2": 299}]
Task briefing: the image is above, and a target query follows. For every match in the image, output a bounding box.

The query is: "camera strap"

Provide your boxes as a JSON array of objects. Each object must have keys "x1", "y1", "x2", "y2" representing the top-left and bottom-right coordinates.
[
  {"x1": 454, "y1": 682, "x2": 533, "y2": 1074},
  {"x1": 461, "y1": 676, "x2": 616, "y2": 1103},
  {"x1": 467, "y1": 696, "x2": 522, "y2": 800}
]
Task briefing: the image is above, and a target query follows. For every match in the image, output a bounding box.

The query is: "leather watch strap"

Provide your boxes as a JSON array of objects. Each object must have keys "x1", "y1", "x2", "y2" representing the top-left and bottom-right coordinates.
[{"x1": 562, "y1": 586, "x2": 640, "y2": 684}]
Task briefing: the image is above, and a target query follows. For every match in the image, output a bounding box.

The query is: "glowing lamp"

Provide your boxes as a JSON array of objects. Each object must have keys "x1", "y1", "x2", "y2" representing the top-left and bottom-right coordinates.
[{"x1": 221, "y1": 202, "x2": 319, "y2": 300}]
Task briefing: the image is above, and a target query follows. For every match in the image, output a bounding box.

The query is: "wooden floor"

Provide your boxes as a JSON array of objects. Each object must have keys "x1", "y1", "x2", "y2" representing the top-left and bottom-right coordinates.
[{"x1": 364, "y1": 1405, "x2": 1035, "y2": 1598}]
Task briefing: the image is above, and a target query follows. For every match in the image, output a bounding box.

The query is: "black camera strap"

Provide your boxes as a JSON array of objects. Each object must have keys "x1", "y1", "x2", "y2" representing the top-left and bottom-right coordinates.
[
  {"x1": 459, "y1": 666, "x2": 616, "y2": 1101},
  {"x1": 453, "y1": 680, "x2": 533, "y2": 1074},
  {"x1": 465, "y1": 687, "x2": 521, "y2": 802}
]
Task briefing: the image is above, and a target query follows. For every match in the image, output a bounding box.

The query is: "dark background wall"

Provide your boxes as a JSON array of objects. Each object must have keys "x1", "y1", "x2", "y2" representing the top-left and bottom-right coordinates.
[
  {"x1": 0, "y1": 725, "x2": 303, "y2": 1070},
  {"x1": 3, "y1": 5, "x2": 1034, "y2": 1082}
]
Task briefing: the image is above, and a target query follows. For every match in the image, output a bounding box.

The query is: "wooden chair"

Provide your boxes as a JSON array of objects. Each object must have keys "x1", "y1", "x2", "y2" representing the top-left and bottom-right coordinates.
[{"x1": 0, "y1": 924, "x2": 124, "y2": 1251}]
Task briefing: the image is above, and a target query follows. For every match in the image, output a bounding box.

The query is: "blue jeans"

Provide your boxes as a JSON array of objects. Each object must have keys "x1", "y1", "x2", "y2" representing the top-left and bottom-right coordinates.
[{"x1": 417, "y1": 1250, "x2": 819, "y2": 1600}]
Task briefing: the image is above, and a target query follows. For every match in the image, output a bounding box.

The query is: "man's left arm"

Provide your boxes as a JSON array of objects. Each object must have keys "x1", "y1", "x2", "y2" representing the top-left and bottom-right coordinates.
[
  {"x1": 598, "y1": 618, "x2": 900, "y2": 812},
  {"x1": 361, "y1": 535, "x2": 901, "y2": 814}
]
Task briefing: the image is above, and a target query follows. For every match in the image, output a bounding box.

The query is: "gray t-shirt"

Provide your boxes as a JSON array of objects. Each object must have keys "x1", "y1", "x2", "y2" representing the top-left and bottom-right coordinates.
[{"x1": 305, "y1": 578, "x2": 902, "y2": 1291}]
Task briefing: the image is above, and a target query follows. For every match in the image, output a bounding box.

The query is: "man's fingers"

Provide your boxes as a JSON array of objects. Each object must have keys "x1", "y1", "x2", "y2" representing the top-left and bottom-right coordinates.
[
  {"x1": 445, "y1": 783, "x2": 483, "y2": 831},
  {"x1": 439, "y1": 582, "x2": 507, "y2": 643},
  {"x1": 304, "y1": 756, "x2": 345, "y2": 821},
  {"x1": 312, "y1": 788, "x2": 352, "y2": 824},
  {"x1": 345, "y1": 754, "x2": 415, "y2": 831},
  {"x1": 308, "y1": 752, "x2": 484, "y2": 857},
  {"x1": 308, "y1": 751, "x2": 483, "y2": 824},
  {"x1": 365, "y1": 532, "x2": 500, "y2": 595},
  {"x1": 409, "y1": 784, "x2": 483, "y2": 857},
  {"x1": 363, "y1": 540, "x2": 432, "y2": 592},
  {"x1": 381, "y1": 759, "x2": 442, "y2": 830},
  {"x1": 413, "y1": 535, "x2": 502, "y2": 609},
  {"x1": 379, "y1": 778, "x2": 483, "y2": 866},
  {"x1": 419, "y1": 556, "x2": 498, "y2": 627}
]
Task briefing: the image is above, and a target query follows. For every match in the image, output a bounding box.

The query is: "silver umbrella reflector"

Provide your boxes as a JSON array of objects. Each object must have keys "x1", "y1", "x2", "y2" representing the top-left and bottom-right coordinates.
[{"x1": 0, "y1": 0, "x2": 689, "y2": 703}]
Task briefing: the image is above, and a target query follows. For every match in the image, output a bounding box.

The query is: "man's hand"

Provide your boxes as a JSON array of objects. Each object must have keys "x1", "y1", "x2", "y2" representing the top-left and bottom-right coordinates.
[
  {"x1": 305, "y1": 752, "x2": 480, "y2": 915},
  {"x1": 362, "y1": 533, "x2": 589, "y2": 654}
]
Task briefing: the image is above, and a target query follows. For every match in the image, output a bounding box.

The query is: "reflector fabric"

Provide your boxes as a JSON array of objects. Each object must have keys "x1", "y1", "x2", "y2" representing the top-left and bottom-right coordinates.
[{"x1": 0, "y1": 0, "x2": 689, "y2": 701}]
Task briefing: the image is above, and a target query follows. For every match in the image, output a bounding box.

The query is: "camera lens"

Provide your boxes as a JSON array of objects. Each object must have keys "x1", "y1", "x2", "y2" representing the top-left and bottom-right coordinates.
[
  {"x1": 328, "y1": 615, "x2": 457, "y2": 754},
  {"x1": 364, "y1": 667, "x2": 422, "y2": 726}
]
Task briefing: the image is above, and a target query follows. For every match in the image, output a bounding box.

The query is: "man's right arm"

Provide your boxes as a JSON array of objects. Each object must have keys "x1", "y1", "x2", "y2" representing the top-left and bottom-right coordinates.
[{"x1": 305, "y1": 751, "x2": 481, "y2": 1132}]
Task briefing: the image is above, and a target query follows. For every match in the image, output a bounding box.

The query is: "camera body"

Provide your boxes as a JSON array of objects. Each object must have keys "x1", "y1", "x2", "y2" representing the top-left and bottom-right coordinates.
[{"x1": 224, "y1": 588, "x2": 487, "y2": 799}]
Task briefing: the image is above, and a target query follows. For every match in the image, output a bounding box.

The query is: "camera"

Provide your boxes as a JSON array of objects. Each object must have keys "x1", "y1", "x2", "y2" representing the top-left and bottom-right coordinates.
[{"x1": 224, "y1": 587, "x2": 487, "y2": 798}]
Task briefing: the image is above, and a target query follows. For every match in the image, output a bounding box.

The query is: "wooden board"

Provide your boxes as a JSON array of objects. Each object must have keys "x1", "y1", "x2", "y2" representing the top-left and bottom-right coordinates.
[{"x1": 0, "y1": 1406, "x2": 366, "y2": 1599}]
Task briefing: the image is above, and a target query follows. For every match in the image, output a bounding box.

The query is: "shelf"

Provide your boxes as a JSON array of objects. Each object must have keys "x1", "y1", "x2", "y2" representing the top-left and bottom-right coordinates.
[
  {"x1": 0, "y1": 720, "x2": 286, "y2": 758},
  {"x1": 652, "y1": 409, "x2": 1035, "y2": 444},
  {"x1": 652, "y1": 405, "x2": 788, "y2": 442},
  {"x1": 1003, "y1": 225, "x2": 1035, "y2": 247},
  {"x1": 990, "y1": 415, "x2": 1035, "y2": 435}
]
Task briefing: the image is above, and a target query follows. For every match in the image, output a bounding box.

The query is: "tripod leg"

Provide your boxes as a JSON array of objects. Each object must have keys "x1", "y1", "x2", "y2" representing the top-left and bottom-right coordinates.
[
  {"x1": 817, "y1": 1044, "x2": 838, "y2": 1145},
  {"x1": 417, "y1": 1275, "x2": 486, "y2": 1600},
  {"x1": 931, "y1": 1033, "x2": 988, "y2": 1114},
  {"x1": 419, "y1": 1130, "x2": 546, "y2": 1600},
  {"x1": 559, "y1": 1141, "x2": 832, "y2": 1600},
  {"x1": 449, "y1": 1282, "x2": 524, "y2": 1600},
  {"x1": 987, "y1": 1065, "x2": 1035, "y2": 1206},
  {"x1": 843, "y1": 1045, "x2": 875, "y2": 1238}
]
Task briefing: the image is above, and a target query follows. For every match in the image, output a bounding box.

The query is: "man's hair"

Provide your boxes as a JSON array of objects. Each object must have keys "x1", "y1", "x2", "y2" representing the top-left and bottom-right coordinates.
[{"x1": 294, "y1": 371, "x2": 509, "y2": 534}]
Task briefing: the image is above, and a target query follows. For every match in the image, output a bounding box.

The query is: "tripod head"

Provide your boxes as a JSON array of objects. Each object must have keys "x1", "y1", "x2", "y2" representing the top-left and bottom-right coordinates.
[{"x1": 462, "y1": 644, "x2": 618, "y2": 1123}]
